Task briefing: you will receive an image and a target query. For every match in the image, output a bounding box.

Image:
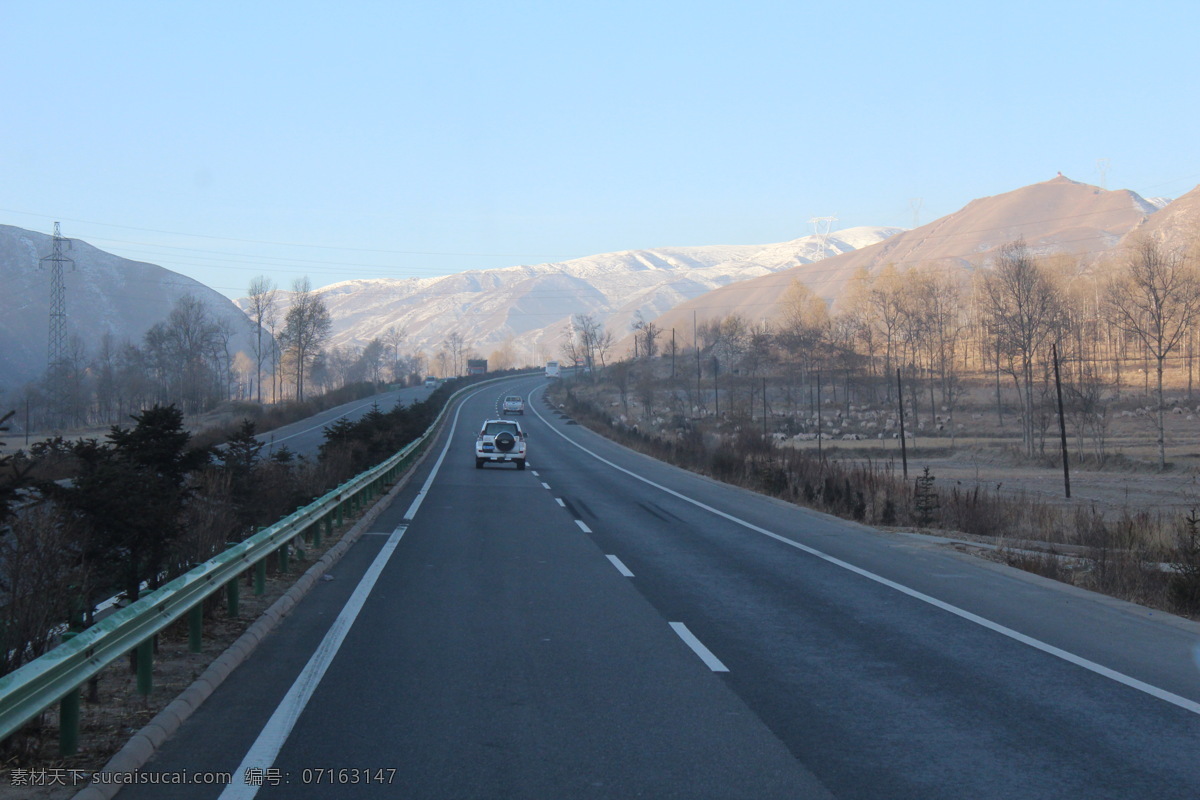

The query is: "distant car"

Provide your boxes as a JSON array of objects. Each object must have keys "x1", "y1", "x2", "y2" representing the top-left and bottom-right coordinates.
[
  {"x1": 475, "y1": 419, "x2": 527, "y2": 469},
  {"x1": 502, "y1": 395, "x2": 525, "y2": 415},
  {"x1": 424, "y1": 377, "x2": 438, "y2": 388}
]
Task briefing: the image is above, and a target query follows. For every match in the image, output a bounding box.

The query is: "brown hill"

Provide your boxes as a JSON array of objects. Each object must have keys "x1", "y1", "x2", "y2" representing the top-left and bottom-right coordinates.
[
  {"x1": 653, "y1": 175, "x2": 1159, "y2": 336},
  {"x1": 1121, "y1": 182, "x2": 1200, "y2": 255}
]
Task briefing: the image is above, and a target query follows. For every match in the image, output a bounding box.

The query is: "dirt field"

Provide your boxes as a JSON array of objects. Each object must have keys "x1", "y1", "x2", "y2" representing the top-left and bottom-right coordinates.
[
  {"x1": 778, "y1": 405, "x2": 1200, "y2": 522},
  {"x1": 577, "y1": 373, "x2": 1200, "y2": 523}
]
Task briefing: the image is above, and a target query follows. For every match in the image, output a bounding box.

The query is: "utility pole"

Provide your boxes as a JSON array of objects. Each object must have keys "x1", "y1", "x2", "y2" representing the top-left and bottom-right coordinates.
[
  {"x1": 40, "y1": 222, "x2": 74, "y2": 428},
  {"x1": 694, "y1": 311, "x2": 701, "y2": 415},
  {"x1": 897, "y1": 368, "x2": 908, "y2": 480},
  {"x1": 816, "y1": 368, "x2": 823, "y2": 461},
  {"x1": 671, "y1": 328, "x2": 675, "y2": 378},
  {"x1": 1053, "y1": 344, "x2": 1071, "y2": 498}
]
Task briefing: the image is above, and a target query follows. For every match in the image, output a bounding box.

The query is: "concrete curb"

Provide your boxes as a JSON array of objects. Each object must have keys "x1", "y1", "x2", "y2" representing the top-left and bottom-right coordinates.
[{"x1": 71, "y1": 441, "x2": 437, "y2": 800}]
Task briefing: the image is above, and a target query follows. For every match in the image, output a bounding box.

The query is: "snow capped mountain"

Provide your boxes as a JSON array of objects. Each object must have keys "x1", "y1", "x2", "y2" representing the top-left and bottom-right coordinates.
[
  {"x1": 271, "y1": 227, "x2": 901, "y2": 366},
  {"x1": 652, "y1": 175, "x2": 1164, "y2": 338}
]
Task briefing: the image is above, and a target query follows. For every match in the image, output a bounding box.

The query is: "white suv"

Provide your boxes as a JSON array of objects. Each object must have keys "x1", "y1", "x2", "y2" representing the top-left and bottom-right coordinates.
[
  {"x1": 475, "y1": 419, "x2": 527, "y2": 469},
  {"x1": 502, "y1": 395, "x2": 525, "y2": 415}
]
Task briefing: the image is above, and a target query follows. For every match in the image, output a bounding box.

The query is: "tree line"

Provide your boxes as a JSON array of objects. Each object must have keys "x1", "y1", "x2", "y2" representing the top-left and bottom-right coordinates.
[
  {"x1": 580, "y1": 236, "x2": 1200, "y2": 470},
  {"x1": 6, "y1": 275, "x2": 436, "y2": 433}
]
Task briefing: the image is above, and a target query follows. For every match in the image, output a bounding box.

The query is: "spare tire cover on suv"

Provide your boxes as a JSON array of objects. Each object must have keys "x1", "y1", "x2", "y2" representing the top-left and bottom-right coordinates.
[{"x1": 494, "y1": 431, "x2": 516, "y2": 452}]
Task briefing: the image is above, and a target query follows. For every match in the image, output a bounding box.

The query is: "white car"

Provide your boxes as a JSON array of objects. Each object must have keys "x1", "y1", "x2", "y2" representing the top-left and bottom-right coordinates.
[
  {"x1": 475, "y1": 419, "x2": 527, "y2": 469},
  {"x1": 502, "y1": 395, "x2": 525, "y2": 415}
]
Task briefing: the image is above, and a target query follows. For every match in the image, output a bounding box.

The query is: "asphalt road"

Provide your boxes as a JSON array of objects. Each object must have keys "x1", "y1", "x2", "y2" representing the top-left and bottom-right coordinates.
[
  {"x1": 255, "y1": 385, "x2": 436, "y2": 460},
  {"x1": 119, "y1": 375, "x2": 1200, "y2": 799}
]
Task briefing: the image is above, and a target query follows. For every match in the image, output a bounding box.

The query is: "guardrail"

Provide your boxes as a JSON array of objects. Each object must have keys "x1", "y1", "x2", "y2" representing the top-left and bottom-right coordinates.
[{"x1": 0, "y1": 373, "x2": 525, "y2": 755}]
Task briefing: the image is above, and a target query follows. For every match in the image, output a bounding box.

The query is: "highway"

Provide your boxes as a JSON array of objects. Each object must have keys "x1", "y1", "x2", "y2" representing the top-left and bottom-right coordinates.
[
  {"x1": 122, "y1": 375, "x2": 1200, "y2": 799},
  {"x1": 254, "y1": 385, "x2": 436, "y2": 459}
]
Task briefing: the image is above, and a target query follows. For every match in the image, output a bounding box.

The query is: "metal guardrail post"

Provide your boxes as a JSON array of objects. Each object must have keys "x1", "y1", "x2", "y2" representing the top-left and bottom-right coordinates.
[
  {"x1": 279, "y1": 542, "x2": 290, "y2": 573},
  {"x1": 336, "y1": 500, "x2": 344, "y2": 527},
  {"x1": 58, "y1": 632, "x2": 79, "y2": 756},
  {"x1": 226, "y1": 577, "x2": 239, "y2": 617},
  {"x1": 255, "y1": 561, "x2": 266, "y2": 595},
  {"x1": 314, "y1": 517, "x2": 325, "y2": 547},
  {"x1": 136, "y1": 639, "x2": 153, "y2": 696},
  {"x1": 188, "y1": 605, "x2": 203, "y2": 653}
]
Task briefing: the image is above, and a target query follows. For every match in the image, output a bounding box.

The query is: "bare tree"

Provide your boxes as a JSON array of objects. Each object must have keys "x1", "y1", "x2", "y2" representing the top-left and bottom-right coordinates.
[
  {"x1": 1105, "y1": 237, "x2": 1200, "y2": 469},
  {"x1": 280, "y1": 277, "x2": 332, "y2": 402},
  {"x1": 980, "y1": 240, "x2": 1063, "y2": 456},
  {"x1": 594, "y1": 326, "x2": 615, "y2": 370},
  {"x1": 859, "y1": 264, "x2": 907, "y2": 400},
  {"x1": 631, "y1": 311, "x2": 664, "y2": 359},
  {"x1": 445, "y1": 332, "x2": 467, "y2": 376},
  {"x1": 777, "y1": 279, "x2": 829, "y2": 368},
  {"x1": 383, "y1": 325, "x2": 407, "y2": 381},
  {"x1": 246, "y1": 276, "x2": 278, "y2": 404},
  {"x1": 359, "y1": 338, "x2": 386, "y2": 384}
]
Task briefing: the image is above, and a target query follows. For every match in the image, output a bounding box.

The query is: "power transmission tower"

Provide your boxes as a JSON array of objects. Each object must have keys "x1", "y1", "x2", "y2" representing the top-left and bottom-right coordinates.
[
  {"x1": 909, "y1": 197, "x2": 923, "y2": 229},
  {"x1": 40, "y1": 222, "x2": 74, "y2": 427},
  {"x1": 808, "y1": 215, "x2": 838, "y2": 261},
  {"x1": 1096, "y1": 158, "x2": 1111, "y2": 190}
]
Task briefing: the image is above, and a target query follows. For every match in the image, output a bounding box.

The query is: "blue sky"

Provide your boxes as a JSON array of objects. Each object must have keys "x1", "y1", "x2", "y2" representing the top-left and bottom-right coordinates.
[{"x1": 2, "y1": 1, "x2": 1198, "y2": 299}]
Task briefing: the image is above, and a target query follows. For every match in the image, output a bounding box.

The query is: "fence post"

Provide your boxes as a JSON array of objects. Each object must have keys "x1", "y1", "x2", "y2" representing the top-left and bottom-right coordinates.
[
  {"x1": 226, "y1": 577, "x2": 240, "y2": 617},
  {"x1": 188, "y1": 604, "x2": 203, "y2": 653},
  {"x1": 136, "y1": 638, "x2": 153, "y2": 696},
  {"x1": 58, "y1": 632, "x2": 80, "y2": 756}
]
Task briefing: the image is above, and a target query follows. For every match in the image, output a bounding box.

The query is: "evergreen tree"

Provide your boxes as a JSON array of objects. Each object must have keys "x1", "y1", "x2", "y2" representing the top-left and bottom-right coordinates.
[
  {"x1": 913, "y1": 466, "x2": 940, "y2": 528},
  {"x1": 52, "y1": 405, "x2": 209, "y2": 603}
]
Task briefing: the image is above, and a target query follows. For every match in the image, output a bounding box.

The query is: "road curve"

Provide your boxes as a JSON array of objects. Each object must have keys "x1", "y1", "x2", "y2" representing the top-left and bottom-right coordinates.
[{"x1": 120, "y1": 376, "x2": 1200, "y2": 800}]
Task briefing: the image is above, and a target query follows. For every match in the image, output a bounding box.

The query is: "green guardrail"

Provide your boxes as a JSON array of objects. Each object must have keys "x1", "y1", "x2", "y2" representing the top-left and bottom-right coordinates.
[{"x1": 0, "y1": 372, "x2": 528, "y2": 754}]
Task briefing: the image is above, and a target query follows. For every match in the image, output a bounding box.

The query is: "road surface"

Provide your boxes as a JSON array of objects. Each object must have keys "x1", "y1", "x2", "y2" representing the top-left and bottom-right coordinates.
[
  {"x1": 255, "y1": 385, "x2": 436, "y2": 460},
  {"x1": 119, "y1": 375, "x2": 1200, "y2": 799}
]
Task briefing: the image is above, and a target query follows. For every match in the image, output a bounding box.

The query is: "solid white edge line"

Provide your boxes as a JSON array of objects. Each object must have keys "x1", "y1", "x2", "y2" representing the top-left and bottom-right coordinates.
[
  {"x1": 529, "y1": 387, "x2": 1200, "y2": 717},
  {"x1": 575, "y1": 520, "x2": 592, "y2": 533},
  {"x1": 219, "y1": 525, "x2": 408, "y2": 799},
  {"x1": 670, "y1": 622, "x2": 729, "y2": 672},
  {"x1": 606, "y1": 554, "x2": 634, "y2": 577}
]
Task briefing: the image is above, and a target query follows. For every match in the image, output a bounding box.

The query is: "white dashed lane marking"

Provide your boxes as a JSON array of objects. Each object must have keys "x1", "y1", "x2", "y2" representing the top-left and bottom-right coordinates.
[
  {"x1": 606, "y1": 554, "x2": 634, "y2": 577},
  {"x1": 670, "y1": 622, "x2": 729, "y2": 673}
]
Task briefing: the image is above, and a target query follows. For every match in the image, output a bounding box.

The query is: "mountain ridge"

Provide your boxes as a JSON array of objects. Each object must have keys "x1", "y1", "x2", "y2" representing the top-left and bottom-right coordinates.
[{"x1": 649, "y1": 175, "x2": 1165, "y2": 338}]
